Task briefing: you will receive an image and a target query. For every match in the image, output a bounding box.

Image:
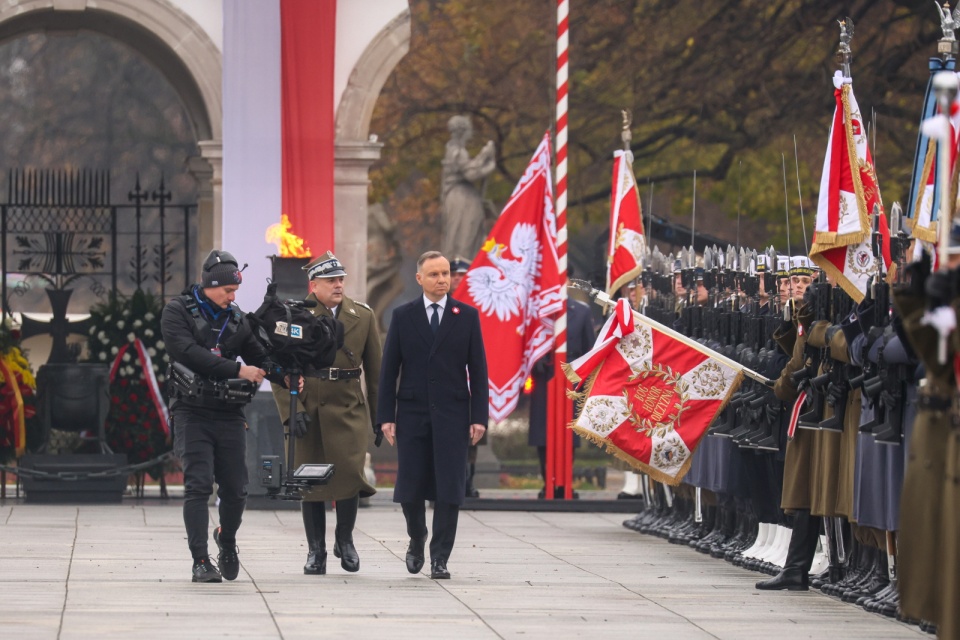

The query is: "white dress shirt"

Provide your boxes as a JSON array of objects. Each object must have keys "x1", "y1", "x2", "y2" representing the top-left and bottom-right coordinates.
[{"x1": 423, "y1": 294, "x2": 447, "y2": 324}]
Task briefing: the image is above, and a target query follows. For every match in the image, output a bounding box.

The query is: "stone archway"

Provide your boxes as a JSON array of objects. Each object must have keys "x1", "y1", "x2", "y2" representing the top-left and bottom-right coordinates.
[
  {"x1": 334, "y1": 8, "x2": 411, "y2": 302},
  {"x1": 0, "y1": 0, "x2": 222, "y2": 257}
]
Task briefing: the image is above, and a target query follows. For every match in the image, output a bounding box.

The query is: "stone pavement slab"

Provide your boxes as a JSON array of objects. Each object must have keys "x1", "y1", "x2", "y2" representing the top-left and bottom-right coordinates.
[{"x1": 0, "y1": 501, "x2": 925, "y2": 640}]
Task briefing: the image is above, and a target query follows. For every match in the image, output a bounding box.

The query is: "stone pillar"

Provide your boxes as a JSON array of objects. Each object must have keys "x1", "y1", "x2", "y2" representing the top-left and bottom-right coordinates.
[
  {"x1": 189, "y1": 140, "x2": 223, "y2": 257},
  {"x1": 334, "y1": 140, "x2": 383, "y2": 302}
]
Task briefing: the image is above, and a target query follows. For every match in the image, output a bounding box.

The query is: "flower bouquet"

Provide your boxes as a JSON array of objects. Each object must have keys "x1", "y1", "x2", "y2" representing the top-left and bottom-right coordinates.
[
  {"x1": 85, "y1": 290, "x2": 171, "y2": 477},
  {"x1": 0, "y1": 318, "x2": 39, "y2": 464}
]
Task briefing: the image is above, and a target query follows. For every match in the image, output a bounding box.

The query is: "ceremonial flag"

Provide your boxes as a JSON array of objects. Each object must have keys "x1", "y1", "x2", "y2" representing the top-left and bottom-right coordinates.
[
  {"x1": 908, "y1": 60, "x2": 959, "y2": 245},
  {"x1": 456, "y1": 133, "x2": 563, "y2": 423},
  {"x1": 809, "y1": 71, "x2": 891, "y2": 303},
  {"x1": 564, "y1": 299, "x2": 744, "y2": 485},
  {"x1": 606, "y1": 150, "x2": 646, "y2": 297}
]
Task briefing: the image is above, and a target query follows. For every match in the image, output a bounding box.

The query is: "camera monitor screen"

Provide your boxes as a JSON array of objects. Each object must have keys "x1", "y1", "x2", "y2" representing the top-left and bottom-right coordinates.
[{"x1": 293, "y1": 464, "x2": 334, "y2": 481}]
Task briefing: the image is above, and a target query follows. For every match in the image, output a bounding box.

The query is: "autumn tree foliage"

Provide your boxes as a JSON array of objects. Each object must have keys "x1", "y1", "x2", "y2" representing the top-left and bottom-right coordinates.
[{"x1": 370, "y1": 0, "x2": 940, "y2": 262}]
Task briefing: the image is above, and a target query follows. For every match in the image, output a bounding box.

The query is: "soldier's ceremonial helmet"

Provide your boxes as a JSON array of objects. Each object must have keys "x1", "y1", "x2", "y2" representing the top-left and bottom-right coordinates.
[
  {"x1": 450, "y1": 256, "x2": 471, "y2": 273},
  {"x1": 789, "y1": 256, "x2": 816, "y2": 277},
  {"x1": 304, "y1": 251, "x2": 347, "y2": 280},
  {"x1": 775, "y1": 255, "x2": 791, "y2": 277}
]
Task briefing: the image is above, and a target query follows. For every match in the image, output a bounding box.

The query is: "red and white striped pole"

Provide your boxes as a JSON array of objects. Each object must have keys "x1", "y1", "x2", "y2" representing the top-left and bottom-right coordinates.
[{"x1": 547, "y1": 0, "x2": 572, "y2": 500}]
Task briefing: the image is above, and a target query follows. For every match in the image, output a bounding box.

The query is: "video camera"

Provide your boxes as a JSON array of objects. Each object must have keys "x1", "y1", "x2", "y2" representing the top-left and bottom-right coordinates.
[{"x1": 246, "y1": 281, "x2": 345, "y2": 500}]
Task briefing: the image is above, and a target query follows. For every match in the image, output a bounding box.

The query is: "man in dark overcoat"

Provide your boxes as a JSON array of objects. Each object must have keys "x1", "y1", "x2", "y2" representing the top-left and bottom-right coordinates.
[{"x1": 377, "y1": 251, "x2": 488, "y2": 579}]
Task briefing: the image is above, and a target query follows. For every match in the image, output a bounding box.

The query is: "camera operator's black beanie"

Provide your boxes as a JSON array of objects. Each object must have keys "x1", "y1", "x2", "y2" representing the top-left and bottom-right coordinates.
[{"x1": 201, "y1": 250, "x2": 243, "y2": 288}]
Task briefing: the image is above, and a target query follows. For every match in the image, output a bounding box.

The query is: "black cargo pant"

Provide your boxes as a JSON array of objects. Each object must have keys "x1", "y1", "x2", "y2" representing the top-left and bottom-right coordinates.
[{"x1": 173, "y1": 406, "x2": 248, "y2": 560}]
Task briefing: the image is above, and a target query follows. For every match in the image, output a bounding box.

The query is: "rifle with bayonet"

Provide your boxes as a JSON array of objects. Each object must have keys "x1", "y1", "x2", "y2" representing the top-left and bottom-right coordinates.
[{"x1": 793, "y1": 274, "x2": 831, "y2": 430}]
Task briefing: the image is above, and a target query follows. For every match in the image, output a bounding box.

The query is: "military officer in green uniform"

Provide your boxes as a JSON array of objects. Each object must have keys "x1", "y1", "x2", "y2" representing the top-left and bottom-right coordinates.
[
  {"x1": 272, "y1": 251, "x2": 382, "y2": 575},
  {"x1": 894, "y1": 251, "x2": 958, "y2": 634}
]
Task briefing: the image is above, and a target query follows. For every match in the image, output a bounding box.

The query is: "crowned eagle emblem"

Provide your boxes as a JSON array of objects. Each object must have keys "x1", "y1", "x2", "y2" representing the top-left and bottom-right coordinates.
[{"x1": 466, "y1": 222, "x2": 542, "y2": 321}]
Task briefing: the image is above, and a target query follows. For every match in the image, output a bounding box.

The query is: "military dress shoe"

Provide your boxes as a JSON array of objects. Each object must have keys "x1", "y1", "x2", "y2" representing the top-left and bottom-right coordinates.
[
  {"x1": 406, "y1": 536, "x2": 427, "y2": 574},
  {"x1": 191, "y1": 557, "x2": 223, "y2": 583},
  {"x1": 333, "y1": 539, "x2": 360, "y2": 573},
  {"x1": 213, "y1": 527, "x2": 240, "y2": 581},
  {"x1": 430, "y1": 558, "x2": 451, "y2": 580},
  {"x1": 755, "y1": 570, "x2": 808, "y2": 591}
]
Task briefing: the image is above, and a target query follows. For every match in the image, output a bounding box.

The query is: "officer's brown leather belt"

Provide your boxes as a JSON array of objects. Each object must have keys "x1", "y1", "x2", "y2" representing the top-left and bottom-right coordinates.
[
  {"x1": 918, "y1": 394, "x2": 951, "y2": 411},
  {"x1": 315, "y1": 367, "x2": 361, "y2": 381}
]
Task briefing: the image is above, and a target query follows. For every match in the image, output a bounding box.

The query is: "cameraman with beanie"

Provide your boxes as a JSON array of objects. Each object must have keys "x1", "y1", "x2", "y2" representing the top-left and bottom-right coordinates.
[{"x1": 161, "y1": 250, "x2": 293, "y2": 583}]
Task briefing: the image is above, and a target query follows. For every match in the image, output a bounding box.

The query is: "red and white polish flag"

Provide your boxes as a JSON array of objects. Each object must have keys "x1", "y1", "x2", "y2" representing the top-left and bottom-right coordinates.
[
  {"x1": 564, "y1": 299, "x2": 744, "y2": 485},
  {"x1": 606, "y1": 150, "x2": 646, "y2": 297},
  {"x1": 809, "y1": 71, "x2": 890, "y2": 303},
  {"x1": 454, "y1": 134, "x2": 562, "y2": 423}
]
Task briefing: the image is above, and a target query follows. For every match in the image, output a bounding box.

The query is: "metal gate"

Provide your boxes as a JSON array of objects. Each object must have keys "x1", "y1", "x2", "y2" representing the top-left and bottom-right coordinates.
[
  {"x1": 0, "y1": 170, "x2": 196, "y2": 316},
  {"x1": 0, "y1": 169, "x2": 196, "y2": 360}
]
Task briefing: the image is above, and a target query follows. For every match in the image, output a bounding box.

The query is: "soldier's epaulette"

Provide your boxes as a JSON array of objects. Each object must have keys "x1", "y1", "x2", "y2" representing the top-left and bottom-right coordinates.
[{"x1": 353, "y1": 301, "x2": 372, "y2": 311}]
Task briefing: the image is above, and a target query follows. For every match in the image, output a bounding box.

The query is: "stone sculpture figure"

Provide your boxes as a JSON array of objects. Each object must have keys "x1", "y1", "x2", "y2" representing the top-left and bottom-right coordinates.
[{"x1": 440, "y1": 115, "x2": 497, "y2": 261}]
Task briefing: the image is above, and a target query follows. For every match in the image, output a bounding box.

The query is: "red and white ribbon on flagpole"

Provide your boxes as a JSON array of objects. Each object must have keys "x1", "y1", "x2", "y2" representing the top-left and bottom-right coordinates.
[
  {"x1": 109, "y1": 339, "x2": 170, "y2": 436},
  {"x1": 546, "y1": 0, "x2": 573, "y2": 500}
]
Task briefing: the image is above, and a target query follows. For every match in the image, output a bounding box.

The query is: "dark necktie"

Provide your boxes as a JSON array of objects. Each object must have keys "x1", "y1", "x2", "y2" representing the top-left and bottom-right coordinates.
[{"x1": 430, "y1": 303, "x2": 440, "y2": 333}]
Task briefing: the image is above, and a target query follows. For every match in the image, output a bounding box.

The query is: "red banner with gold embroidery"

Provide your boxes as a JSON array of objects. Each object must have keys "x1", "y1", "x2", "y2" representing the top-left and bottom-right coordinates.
[{"x1": 564, "y1": 299, "x2": 743, "y2": 485}]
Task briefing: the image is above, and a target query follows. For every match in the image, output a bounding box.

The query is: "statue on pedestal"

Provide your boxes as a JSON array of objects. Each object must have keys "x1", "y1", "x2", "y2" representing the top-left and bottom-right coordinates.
[{"x1": 440, "y1": 115, "x2": 497, "y2": 261}]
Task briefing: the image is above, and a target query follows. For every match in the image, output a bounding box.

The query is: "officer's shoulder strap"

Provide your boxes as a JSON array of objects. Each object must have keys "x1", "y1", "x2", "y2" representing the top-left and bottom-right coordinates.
[{"x1": 353, "y1": 300, "x2": 372, "y2": 311}]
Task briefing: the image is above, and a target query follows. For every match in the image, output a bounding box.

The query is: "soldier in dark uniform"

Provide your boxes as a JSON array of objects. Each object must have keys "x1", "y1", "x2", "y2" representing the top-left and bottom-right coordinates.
[
  {"x1": 272, "y1": 251, "x2": 382, "y2": 575},
  {"x1": 161, "y1": 250, "x2": 292, "y2": 583},
  {"x1": 528, "y1": 286, "x2": 597, "y2": 497}
]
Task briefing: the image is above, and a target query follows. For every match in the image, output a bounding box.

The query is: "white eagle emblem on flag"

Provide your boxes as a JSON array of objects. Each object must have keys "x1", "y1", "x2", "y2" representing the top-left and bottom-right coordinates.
[{"x1": 465, "y1": 222, "x2": 542, "y2": 321}]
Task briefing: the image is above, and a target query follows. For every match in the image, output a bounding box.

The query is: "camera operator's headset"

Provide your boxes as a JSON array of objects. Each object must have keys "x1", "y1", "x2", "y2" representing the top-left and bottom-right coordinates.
[{"x1": 182, "y1": 250, "x2": 246, "y2": 339}]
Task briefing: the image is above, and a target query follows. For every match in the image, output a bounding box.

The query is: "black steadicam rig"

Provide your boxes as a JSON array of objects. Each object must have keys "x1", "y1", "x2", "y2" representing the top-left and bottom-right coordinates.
[{"x1": 246, "y1": 281, "x2": 344, "y2": 500}]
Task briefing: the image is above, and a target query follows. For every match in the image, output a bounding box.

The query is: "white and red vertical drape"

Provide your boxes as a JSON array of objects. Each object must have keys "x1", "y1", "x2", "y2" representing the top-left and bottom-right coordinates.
[{"x1": 223, "y1": 0, "x2": 336, "y2": 311}]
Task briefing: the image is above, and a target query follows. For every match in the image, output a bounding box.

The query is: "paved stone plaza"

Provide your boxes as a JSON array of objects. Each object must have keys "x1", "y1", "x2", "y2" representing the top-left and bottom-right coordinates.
[{"x1": 0, "y1": 496, "x2": 924, "y2": 640}]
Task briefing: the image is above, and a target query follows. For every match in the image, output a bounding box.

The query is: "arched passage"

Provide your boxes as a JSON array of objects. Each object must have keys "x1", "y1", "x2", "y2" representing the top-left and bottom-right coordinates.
[
  {"x1": 0, "y1": 0, "x2": 223, "y2": 256},
  {"x1": 334, "y1": 8, "x2": 410, "y2": 302}
]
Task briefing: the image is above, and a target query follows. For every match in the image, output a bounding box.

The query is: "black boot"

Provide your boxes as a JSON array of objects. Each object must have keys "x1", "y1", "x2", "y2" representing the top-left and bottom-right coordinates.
[
  {"x1": 756, "y1": 510, "x2": 818, "y2": 591},
  {"x1": 333, "y1": 495, "x2": 360, "y2": 572},
  {"x1": 301, "y1": 501, "x2": 327, "y2": 575},
  {"x1": 465, "y1": 463, "x2": 480, "y2": 498}
]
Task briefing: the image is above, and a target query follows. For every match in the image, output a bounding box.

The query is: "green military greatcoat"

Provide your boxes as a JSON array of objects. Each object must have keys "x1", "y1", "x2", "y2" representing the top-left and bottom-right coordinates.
[
  {"x1": 773, "y1": 310, "x2": 813, "y2": 513},
  {"x1": 806, "y1": 320, "x2": 860, "y2": 520},
  {"x1": 894, "y1": 288, "x2": 955, "y2": 626},
  {"x1": 272, "y1": 293, "x2": 382, "y2": 502}
]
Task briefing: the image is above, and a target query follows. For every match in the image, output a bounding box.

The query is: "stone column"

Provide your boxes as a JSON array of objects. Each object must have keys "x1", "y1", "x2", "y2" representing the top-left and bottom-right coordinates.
[
  {"x1": 334, "y1": 140, "x2": 383, "y2": 302},
  {"x1": 188, "y1": 140, "x2": 223, "y2": 257}
]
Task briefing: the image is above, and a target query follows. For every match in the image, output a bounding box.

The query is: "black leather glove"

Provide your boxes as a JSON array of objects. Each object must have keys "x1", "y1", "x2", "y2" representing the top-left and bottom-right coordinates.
[
  {"x1": 373, "y1": 423, "x2": 384, "y2": 447},
  {"x1": 925, "y1": 271, "x2": 954, "y2": 307},
  {"x1": 763, "y1": 403, "x2": 780, "y2": 425},
  {"x1": 879, "y1": 389, "x2": 898, "y2": 411},
  {"x1": 825, "y1": 381, "x2": 846, "y2": 407},
  {"x1": 292, "y1": 411, "x2": 310, "y2": 438},
  {"x1": 904, "y1": 252, "x2": 931, "y2": 297}
]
